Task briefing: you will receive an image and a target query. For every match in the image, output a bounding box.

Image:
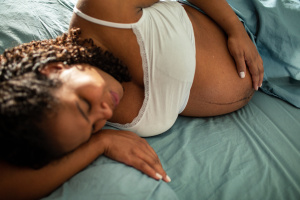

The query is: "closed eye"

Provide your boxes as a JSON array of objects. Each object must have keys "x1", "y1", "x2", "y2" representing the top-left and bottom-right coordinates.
[
  {"x1": 91, "y1": 124, "x2": 96, "y2": 134},
  {"x1": 76, "y1": 101, "x2": 90, "y2": 123},
  {"x1": 79, "y1": 96, "x2": 91, "y2": 114},
  {"x1": 79, "y1": 97, "x2": 96, "y2": 134}
]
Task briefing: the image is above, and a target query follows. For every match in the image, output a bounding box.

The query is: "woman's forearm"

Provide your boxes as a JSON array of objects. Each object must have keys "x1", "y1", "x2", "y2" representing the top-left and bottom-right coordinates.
[
  {"x1": 0, "y1": 134, "x2": 105, "y2": 200},
  {"x1": 188, "y1": 0, "x2": 244, "y2": 36},
  {"x1": 0, "y1": 129, "x2": 169, "y2": 199}
]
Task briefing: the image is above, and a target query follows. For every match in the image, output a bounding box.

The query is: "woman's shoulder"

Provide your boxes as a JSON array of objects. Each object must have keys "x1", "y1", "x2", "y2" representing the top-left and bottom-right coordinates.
[{"x1": 74, "y1": 0, "x2": 159, "y2": 24}]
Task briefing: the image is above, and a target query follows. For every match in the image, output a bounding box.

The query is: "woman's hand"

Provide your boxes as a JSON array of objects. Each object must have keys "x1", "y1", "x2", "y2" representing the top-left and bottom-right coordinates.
[
  {"x1": 96, "y1": 129, "x2": 171, "y2": 183},
  {"x1": 187, "y1": 0, "x2": 264, "y2": 90},
  {"x1": 227, "y1": 27, "x2": 264, "y2": 91}
]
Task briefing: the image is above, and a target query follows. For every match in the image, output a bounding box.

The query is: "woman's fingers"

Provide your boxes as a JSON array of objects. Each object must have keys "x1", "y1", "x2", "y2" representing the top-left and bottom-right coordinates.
[
  {"x1": 228, "y1": 35, "x2": 264, "y2": 90},
  {"x1": 99, "y1": 130, "x2": 171, "y2": 182},
  {"x1": 127, "y1": 146, "x2": 171, "y2": 182},
  {"x1": 139, "y1": 137, "x2": 159, "y2": 161},
  {"x1": 235, "y1": 55, "x2": 263, "y2": 90},
  {"x1": 141, "y1": 144, "x2": 171, "y2": 183},
  {"x1": 232, "y1": 51, "x2": 247, "y2": 79},
  {"x1": 258, "y1": 56, "x2": 264, "y2": 87},
  {"x1": 245, "y1": 51, "x2": 264, "y2": 90}
]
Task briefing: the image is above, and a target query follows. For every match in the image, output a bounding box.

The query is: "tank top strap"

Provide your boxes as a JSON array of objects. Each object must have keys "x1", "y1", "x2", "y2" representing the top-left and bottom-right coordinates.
[{"x1": 73, "y1": 7, "x2": 135, "y2": 29}]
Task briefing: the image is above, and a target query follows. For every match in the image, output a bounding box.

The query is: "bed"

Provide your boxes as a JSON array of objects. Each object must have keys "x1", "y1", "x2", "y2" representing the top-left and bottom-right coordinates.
[{"x1": 1, "y1": 0, "x2": 299, "y2": 199}]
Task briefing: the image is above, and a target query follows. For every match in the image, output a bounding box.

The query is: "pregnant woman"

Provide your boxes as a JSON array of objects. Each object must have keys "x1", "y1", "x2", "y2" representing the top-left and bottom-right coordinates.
[{"x1": 0, "y1": 0, "x2": 263, "y2": 199}]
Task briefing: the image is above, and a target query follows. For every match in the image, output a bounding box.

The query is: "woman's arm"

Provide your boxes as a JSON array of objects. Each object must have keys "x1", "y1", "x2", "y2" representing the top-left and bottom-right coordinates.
[
  {"x1": 0, "y1": 133, "x2": 104, "y2": 200},
  {"x1": 188, "y1": 0, "x2": 264, "y2": 90},
  {"x1": 0, "y1": 130, "x2": 168, "y2": 200}
]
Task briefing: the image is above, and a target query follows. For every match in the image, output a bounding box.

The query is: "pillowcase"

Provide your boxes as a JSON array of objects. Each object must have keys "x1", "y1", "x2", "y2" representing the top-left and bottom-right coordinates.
[{"x1": 0, "y1": 0, "x2": 75, "y2": 53}]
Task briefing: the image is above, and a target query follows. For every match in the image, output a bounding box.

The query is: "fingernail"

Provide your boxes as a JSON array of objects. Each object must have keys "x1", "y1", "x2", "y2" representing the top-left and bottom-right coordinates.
[
  {"x1": 260, "y1": 83, "x2": 263, "y2": 87},
  {"x1": 156, "y1": 173, "x2": 163, "y2": 180},
  {"x1": 255, "y1": 86, "x2": 259, "y2": 91},
  {"x1": 166, "y1": 175, "x2": 172, "y2": 183},
  {"x1": 239, "y1": 71, "x2": 245, "y2": 79}
]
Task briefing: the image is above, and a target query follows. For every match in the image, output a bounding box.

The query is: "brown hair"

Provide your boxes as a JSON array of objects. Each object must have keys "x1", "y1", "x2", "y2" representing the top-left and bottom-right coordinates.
[{"x1": 0, "y1": 27, "x2": 131, "y2": 168}]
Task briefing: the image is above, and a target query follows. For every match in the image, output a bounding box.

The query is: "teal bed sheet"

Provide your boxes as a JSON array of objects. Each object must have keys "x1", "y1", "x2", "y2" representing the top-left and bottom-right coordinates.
[
  {"x1": 43, "y1": 91, "x2": 300, "y2": 200},
  {"x1": 0, "y1": 0, "x2": 299, "y2": 199}
]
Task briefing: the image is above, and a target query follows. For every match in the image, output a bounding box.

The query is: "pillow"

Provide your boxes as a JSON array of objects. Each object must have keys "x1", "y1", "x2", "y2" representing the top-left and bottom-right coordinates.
[
  {"x1": 0, "y1": 0, "x2": 75, "y2": 53},
  {"x1": 43, "y1": 157, "x2": 179, "y2": 200}
]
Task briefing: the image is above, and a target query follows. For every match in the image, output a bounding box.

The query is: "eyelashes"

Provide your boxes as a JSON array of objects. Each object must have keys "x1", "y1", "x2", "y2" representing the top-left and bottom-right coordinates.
[
  {"x1": 91, "y1": 124, "x2": 96, "y2": 134},
  {"x1": 80, "y1": 97, "x2": 95, "y2": 134},
  {"x1": 81, "y1": 97, "x2": 91, "y2": 114}
]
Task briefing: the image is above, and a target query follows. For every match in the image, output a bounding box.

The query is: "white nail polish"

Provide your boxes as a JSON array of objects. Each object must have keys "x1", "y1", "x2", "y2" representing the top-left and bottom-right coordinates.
[
  {"x1": 166, "y1": 175, "x2": 171, "y2": 183},
  {"x1": 156, "y1": 173, "x2": 163, "y2": 180},
  {"x1": 239, "y1": 72, "x2": 245, "y2": 79}
]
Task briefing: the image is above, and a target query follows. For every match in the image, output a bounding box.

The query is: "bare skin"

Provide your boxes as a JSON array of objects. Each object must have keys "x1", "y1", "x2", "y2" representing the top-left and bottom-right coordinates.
[
  {"x1": 180, "y1": 4, "x2": 256, "y2": 116},
  {"x1": 69, "y1": 0, "x2": 262, "y2": 123}
]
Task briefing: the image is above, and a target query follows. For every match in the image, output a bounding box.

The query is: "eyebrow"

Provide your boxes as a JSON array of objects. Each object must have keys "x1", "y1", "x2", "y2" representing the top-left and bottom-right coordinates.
[{"x1": 76, "y1": 102, "x2": 90, "y2": 123}]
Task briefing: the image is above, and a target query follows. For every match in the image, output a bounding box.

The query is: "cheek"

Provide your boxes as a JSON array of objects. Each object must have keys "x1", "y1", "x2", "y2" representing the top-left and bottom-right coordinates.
[
  {"x1": 60, "y1": 131, "x2": 90, "y2": 153},
  {"x1": 60, "y1": 125, "x2": 91, "y2": 153},
  {"x1": 49, "y1": 111, "x2": 91, "y2": 153}
]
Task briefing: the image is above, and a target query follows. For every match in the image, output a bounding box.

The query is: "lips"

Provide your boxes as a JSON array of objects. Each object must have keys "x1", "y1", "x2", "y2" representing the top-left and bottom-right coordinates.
[{"x1": 110, "y1": 91, "x2": 120, "y2": 108}]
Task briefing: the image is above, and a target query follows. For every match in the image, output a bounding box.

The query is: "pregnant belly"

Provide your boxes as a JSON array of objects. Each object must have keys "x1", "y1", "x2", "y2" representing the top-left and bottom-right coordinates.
[{"x1": 181, "y1": 6, "x2": 255, "y2": 117}]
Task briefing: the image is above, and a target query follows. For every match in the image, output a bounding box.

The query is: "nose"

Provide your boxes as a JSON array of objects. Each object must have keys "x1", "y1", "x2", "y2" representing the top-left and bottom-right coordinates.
[
  {"x1": 91, "y1": 102, "x2": 113, "y2": 133},
  {"x1": 99, "y1": 102, "x2": 113, "y2": 120}
]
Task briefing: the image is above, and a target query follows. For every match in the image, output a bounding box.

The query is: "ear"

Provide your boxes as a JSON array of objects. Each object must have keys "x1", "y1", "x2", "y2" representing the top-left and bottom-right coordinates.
[{"x1": 39, "y1": 62, "x2": 66, "y2": 76}]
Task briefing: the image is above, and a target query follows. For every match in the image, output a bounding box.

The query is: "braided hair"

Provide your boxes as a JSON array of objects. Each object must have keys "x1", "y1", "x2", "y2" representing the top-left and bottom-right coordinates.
[{"x1": 0, "y1": 27, "x2": 131, "y2": 168}]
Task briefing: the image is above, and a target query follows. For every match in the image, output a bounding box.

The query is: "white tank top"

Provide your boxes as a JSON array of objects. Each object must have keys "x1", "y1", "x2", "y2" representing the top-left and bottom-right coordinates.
[{"x1": 74, "y1": 1, "x2": 196, "y2": 137}]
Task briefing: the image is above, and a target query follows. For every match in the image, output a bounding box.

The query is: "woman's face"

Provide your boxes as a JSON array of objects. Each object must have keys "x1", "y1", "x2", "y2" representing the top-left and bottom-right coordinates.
[{"x1": 42, "y1": 63, "x2": 124, "y2": 153}]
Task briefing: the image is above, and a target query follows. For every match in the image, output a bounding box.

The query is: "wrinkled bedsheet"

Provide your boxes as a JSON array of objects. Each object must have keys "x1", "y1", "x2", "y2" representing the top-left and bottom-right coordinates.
[{"x1": 0, "y1": 0, "x2": 299, "y2": 199}]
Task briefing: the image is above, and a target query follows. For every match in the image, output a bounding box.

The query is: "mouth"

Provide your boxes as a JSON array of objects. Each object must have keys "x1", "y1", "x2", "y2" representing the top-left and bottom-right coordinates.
[{"x1": 110, "y1": 91, "x2": 120, "y2": 109}]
